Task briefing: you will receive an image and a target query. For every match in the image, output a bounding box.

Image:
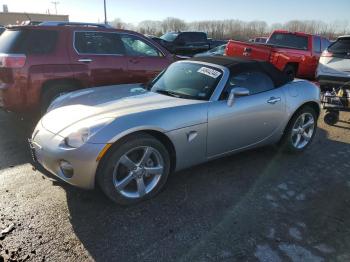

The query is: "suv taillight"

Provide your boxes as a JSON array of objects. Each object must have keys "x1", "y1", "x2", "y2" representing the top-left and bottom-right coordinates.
[
  {"x1": 0, "y1": 54, "x2": 26, "y2": 68},
  {"x1": 321, "y1": 50, "x2": 333, "y2": 57}
]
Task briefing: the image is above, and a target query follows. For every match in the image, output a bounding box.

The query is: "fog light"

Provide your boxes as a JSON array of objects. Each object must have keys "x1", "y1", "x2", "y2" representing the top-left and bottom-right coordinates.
[{"x1": 59, "y1": 160, "x2": 74, "y2": 178}]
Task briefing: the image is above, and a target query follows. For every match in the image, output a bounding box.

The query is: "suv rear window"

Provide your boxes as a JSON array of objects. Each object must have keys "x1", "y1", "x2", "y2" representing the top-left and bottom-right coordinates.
[
  {"x1": 328, "y1": 38, "x2": 350, "y2": 53},
  {"x1": 267, "y1": 33, "x2": 308, "y2": 50},
  {"x1": 74, "y1": 31, "x2": 125, "y2": 55},
  {"x1": 0, "y1": 29, "x2": 58, "y2": 55}
]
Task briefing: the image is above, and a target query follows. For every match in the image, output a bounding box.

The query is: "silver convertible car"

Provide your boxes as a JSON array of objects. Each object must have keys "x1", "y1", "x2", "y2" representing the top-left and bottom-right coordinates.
[{"x1": 30, "y1": 57, "x2": 320, "y2": 205}]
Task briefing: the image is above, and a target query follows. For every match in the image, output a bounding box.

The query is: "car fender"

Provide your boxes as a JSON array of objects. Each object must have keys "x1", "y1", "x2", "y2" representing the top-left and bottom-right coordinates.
[{"x1": 280, "y1": 80, "x2": 320, "y2": 129}]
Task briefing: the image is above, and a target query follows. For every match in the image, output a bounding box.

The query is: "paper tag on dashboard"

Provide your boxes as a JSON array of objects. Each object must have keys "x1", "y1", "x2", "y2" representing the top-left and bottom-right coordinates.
[{"x1": 197, "y1": 67, "x2": 222, "y2": 79}]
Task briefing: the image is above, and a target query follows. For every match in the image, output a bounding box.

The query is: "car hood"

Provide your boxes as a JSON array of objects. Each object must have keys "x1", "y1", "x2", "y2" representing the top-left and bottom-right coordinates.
[{"x1": 41, "y1": 84, "x2": 205, "y2": 134}]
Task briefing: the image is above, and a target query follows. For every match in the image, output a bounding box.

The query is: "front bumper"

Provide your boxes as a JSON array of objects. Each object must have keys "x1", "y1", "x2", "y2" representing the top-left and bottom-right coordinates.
[
  {"x1": 316, "y1": 64, "x2": 350, "y2": 87},
  {"x1": 30, "y1": 122, "x2": 107, "y2": 189},
  {"x1": 317, "y1": 75, "x2": 350, "y2": 87}
]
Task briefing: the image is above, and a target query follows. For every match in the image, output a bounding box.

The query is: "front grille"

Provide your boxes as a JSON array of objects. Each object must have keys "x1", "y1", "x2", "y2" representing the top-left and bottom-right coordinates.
[{"x1": 28, "y1": 139, "x2": 38, "y2": 163}]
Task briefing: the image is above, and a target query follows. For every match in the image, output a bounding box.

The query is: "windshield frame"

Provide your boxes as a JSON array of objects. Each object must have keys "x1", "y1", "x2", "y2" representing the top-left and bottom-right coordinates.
[{"x1": 149, "y1": 60, "x2": 230, "y2": 101}]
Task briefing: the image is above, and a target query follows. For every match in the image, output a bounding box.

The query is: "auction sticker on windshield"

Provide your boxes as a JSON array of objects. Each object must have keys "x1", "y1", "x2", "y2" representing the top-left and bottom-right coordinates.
[{"x1": 197, "y1": 67, "x2": 222, "y2": 79}]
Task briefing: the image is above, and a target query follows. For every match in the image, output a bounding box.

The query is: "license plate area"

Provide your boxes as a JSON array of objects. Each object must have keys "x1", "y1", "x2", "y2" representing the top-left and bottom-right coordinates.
[{"x1": 28, "y1": 139, "x2": 42, "y2": 163}]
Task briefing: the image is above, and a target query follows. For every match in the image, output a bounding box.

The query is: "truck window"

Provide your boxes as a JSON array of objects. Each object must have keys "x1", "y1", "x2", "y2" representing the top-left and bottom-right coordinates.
[
  {"x1": 268, "y1": 33, "x2": 308, "y2": 50},
  {"x1": 321, "y1": 38, "x2": 331, "y2": 51},
  {"x1": 0, "y1": 29, "x2": 58, "y2": 55},
  {"x1": 178, "y1": 33, "x2": 207, "y2": 43},
  {"x1": 74, "y1": 31, "x2": 125, "y2": 55},
  {"x1": 160, "y1": 32, "x2": 178, "y2": 42},
  {"x1": 313, "y1": 36, "x2": 321, "y2": 53}
]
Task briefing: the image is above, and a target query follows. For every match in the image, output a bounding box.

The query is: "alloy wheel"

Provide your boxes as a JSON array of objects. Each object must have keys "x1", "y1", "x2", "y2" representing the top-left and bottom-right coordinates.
[
  {"x1": 112, "y1": 146, "x2": 164, "y2": 199},
  {"x1": 291, "y1": 112, "x2": 315, "y2": 149}
]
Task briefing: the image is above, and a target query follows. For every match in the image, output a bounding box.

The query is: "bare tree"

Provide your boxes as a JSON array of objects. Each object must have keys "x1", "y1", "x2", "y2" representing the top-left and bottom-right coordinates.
[
  {"x1": 109, "y1": 17, "x2": 350, "y2": 41},
  {"x1": 161, "y1": 17, "x2": 187, "y2": 32}
]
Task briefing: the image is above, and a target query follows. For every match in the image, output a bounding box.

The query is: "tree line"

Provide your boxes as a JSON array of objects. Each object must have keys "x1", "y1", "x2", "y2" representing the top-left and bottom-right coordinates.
[{"x1": 110, "y1": 17, "x2": 350, "y2": 41}]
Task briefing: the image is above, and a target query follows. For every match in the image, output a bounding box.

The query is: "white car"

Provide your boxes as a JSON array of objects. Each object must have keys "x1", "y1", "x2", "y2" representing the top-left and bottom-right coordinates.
[{"x1": 317, "y1": 36, "x2": 350, "y2": 90}]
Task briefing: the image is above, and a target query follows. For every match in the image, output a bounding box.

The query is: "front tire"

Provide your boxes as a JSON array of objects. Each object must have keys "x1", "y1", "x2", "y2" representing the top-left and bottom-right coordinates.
[
  {"x1": 283, "y1": 64, "x2": 297, "y2": 81},
  {"x1": 97, "y1": 133, "x2": 171, "y2": 205},
  {"x1": 280, "y1": 106, "x2": 317, "y2": 153}
]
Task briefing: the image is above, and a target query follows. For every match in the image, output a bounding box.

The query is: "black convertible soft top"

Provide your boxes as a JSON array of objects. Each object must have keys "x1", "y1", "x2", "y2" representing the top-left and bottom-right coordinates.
[{"x1": 190, "y1": 56, "x2": 291, "y2": 87}]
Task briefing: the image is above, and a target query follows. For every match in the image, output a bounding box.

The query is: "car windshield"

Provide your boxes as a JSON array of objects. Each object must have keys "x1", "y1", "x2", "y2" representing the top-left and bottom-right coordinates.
[
  {"x1": 267, "y1": 33, "x2": 308, "y2": 50},
  {"x1": 328, "y1": 38, "x2": 350, "y2": 53},
  {"x1": 160, "y1": 32, "x2": 178, "y2": 42},
  {"x1": 150, "y1": 62, "x2": 223, "y2": 100}
]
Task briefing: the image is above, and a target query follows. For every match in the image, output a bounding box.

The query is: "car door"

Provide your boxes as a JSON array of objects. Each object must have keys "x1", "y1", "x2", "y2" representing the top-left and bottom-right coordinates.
[
  {"x1": 120, "y1": 34, "x2": 171, "y2": 84},
  {"x1": 70, "y1": 31, "x2": 129, "y2": 87},
  {"x1": 207, "y1": 71, "x2": 285, "y2": 157}
]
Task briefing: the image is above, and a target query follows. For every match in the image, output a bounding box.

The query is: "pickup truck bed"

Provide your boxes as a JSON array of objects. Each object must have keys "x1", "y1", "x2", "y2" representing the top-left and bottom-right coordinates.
[{"x1": 225, "y1": 30, "x2": 331, "y2": 80}]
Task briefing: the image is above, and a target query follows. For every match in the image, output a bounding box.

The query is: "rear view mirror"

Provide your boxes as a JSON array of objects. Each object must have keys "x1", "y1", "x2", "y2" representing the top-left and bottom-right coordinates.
[{"x1": 227, "y1": 87, "x2": 250, "y2": 107}]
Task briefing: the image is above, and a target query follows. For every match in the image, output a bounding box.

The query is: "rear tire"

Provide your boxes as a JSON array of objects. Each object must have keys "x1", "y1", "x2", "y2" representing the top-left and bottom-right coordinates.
[
  {"x1": 41, "y1": 83, "x2": 76, "y2": 115},
  {"x1": 280, "y1": 106, "x2": 317, "y2": 153},
  {"x1": 97, "y1": 133, "x2": 171, "y2": 205},
  {"x1": 283, "y1": 64, "x2": 297, "y2": 81}
]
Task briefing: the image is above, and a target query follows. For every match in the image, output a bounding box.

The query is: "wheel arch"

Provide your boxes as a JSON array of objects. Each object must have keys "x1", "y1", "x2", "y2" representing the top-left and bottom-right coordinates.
[
  {"x1": 282, "y1": 101, "x2": 320, "y2": 138},
  {"x1": 96, "y1": 130, "x2": 177, "y2": 185},
  {"x1": 41, "y1": 78, "x2": 84, "y2": 97},
  {"x1": 284, "y1": 62, "x2": 299, "y2": 76}
]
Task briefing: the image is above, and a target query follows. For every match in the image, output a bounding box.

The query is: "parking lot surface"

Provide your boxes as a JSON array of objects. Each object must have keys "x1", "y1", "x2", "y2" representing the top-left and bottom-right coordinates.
[{"x1": 0, "y1": 110, "x2": 350, "y2": 261}]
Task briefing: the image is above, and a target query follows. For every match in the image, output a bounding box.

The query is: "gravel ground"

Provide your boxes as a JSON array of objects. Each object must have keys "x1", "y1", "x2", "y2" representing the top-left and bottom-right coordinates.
[{"x1": 0, "y1": 110, "x2": 349, "y2": 262}]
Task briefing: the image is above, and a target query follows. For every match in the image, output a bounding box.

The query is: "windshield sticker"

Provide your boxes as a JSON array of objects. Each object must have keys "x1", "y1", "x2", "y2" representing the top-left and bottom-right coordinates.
[{"x1": 197, "y1": 67, "x2": 222, "y2": 79}]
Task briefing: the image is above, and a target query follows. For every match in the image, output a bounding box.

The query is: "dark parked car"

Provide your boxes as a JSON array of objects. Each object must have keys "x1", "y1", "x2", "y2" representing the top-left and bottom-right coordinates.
[
  {"x1": 151, "y1": 31, "x2": 226, "y2": 56},
  {"x1": 0, "y1": 22, "x2": 174, "y2": 114}
]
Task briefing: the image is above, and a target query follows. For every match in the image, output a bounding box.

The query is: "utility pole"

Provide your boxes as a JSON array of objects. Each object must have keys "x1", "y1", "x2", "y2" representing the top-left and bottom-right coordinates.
[
  {"x1": 51, "y1": 1, "x2": 59, "y2": 15},
  {"x1": 104, "y1": 0, "x2": 107, "y2": 24}
]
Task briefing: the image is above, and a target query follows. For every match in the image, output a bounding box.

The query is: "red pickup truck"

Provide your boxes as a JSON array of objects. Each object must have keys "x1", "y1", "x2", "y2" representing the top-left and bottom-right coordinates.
[{"x1": 225, "y1": 30, "x2": 331, "y2": 80}]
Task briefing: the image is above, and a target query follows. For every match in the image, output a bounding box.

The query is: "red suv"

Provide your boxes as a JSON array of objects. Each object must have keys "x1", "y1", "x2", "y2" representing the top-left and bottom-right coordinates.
[{"x1": 0, "y1": 22, "x2": 174, "y2": 114}]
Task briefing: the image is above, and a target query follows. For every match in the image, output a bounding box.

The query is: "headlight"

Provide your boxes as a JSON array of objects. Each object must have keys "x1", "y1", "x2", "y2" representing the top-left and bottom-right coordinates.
[
  {"x1": 65, "y1": 127, "x2": 90, "y2": 148},
  {"x1": 63, "y1": 118, "x2": 114, "y2": 148}
]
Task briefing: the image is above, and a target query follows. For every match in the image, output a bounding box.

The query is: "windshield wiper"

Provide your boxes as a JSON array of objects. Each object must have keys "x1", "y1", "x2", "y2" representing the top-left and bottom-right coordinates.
[{"x1": 155, "y1": 89, "x2": 183, "y2": 98}]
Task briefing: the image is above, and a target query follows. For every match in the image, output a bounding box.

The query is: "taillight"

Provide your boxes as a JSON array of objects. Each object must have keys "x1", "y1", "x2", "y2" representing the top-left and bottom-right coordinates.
[
  {"x1": 0, "y1": 54, "x2": 26, "y2": 68},
  {"x1": 321, "y1": 50, "x2": 333, "y2": 57}
]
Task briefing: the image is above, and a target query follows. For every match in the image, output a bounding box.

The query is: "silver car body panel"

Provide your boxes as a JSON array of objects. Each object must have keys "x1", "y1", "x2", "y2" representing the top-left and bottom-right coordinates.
[
  {"x1": 32, "y1": 61, "x2": 320, "y2": 189},
  {"x1": 32, "y1": 122, "x2": 105, "y2": 189}
]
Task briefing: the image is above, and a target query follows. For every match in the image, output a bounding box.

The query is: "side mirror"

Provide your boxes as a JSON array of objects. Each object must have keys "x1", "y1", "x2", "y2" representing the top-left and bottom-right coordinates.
[{"x1": 227, "y1": 87, "x2": 250, "y2": 107}]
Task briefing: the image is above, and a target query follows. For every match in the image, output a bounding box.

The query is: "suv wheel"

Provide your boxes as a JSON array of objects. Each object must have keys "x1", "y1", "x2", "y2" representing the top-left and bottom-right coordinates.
[{"x1": 41, "y1": 83, "x2": 76, "y2": 115}]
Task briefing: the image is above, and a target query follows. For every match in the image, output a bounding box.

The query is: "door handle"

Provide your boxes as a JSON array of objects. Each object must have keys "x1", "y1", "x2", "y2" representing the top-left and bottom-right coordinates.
[
  {"x1": 78, "y1": 58, "x2": 93, "y2": 63},
  {"x1": 267, "y1": 97, "x2": 281, "y2": 104}
]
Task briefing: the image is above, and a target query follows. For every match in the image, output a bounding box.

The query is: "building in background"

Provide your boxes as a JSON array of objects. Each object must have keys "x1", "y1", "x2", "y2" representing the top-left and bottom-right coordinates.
[{"x1": 0, "y1": 5, "x2": 68, "y2": 26}]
